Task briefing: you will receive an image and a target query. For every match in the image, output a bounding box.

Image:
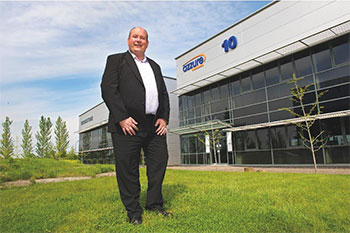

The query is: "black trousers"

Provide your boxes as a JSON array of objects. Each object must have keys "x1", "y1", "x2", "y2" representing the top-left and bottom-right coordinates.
[{"x1": 111, "y1": 117, "x2": 168, "y2": 219}]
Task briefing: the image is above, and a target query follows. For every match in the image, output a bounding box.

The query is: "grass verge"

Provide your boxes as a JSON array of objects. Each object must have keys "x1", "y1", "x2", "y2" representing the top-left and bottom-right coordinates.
[
  {"x1": 0, "y1": 158, "x2": 114, "y2": 183},
  {"x1": 1, "y1": 169, "x2": 349, "y2": 232}
]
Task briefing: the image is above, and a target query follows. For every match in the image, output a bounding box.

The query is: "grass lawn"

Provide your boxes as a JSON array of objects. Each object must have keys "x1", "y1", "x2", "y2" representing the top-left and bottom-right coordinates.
[
  {"x1": 0, "y1": 158, "x2": 114, "y2": 184},
  {"x1": 1, "y1": 169, "x2": 349, "y2": 232}
]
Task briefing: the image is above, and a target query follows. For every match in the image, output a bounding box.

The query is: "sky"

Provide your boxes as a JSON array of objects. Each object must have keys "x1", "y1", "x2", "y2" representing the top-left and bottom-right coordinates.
[{"x1": 0, "y1": 1, "x2": 270, "y2": 153}]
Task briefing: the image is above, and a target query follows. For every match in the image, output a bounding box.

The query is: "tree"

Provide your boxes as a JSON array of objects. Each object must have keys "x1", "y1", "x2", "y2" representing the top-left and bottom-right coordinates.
[
  {"x1": 54, "y1": 116, "x2": 69, "y2": 160},
  {"x1": 279, "y1": 74, "x2": 328, "y2": 173},
  {"x1": 35, "y1": 116, "x2": 53, "y2": 158},
  {"x1": 0, "y1": 117, "x2": 14, "y2": 159},
  {"x1": 195, "y1": 128, "x2": 223, "y2": 171},
  {"x1": 21, "y1": 119, "x2": 34, "y2": 158}
]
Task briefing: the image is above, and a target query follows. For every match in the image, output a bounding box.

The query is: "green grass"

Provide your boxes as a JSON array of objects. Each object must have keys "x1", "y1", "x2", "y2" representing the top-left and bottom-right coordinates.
[
  {"x1": 1, "y1": 169, "x2": 349, "y2": 232},
  {"x1": 0, "y1": 158, "x2": 114, "y2": 183}
]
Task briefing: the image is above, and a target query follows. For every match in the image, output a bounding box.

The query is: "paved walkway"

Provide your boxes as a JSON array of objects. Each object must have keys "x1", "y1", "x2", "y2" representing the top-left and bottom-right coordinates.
[{"x1": 1, "y1": 165, "x2": 349, "y2": 188}]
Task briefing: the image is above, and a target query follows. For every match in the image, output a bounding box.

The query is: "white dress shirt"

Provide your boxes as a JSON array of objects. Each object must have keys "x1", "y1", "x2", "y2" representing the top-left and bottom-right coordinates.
[{"x1": 130, "y1": 51, "x2": 159, "y2": 115}]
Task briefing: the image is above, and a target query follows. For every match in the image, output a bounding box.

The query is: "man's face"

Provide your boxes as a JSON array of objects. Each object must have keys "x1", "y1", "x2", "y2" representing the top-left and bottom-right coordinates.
[{"x1": 128, "y1": 27, "x2": 149, "y2": 56}]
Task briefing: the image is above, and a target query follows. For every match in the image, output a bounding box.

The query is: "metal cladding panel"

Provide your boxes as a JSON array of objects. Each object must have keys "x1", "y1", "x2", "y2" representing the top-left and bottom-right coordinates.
[
  {"x1": 79, "y1": 102, "x2": 109, "y2": 132},
  {"x1": 176, "y1": 0, "x2": 350, "y2": 92}
]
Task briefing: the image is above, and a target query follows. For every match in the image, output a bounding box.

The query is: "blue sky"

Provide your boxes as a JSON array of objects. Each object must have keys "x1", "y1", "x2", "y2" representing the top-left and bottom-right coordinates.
[{"x1": 0, "y1": 1, "x2": 270, "y2": 151}]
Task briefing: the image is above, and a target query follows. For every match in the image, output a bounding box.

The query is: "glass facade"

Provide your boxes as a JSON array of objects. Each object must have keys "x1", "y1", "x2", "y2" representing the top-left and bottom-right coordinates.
[
  {"x1": 79, "y1": 126, "x2": 114, "y2": 164},
  {"x1": 179, "y1": 34, "x2": 350, "y2": 165}
]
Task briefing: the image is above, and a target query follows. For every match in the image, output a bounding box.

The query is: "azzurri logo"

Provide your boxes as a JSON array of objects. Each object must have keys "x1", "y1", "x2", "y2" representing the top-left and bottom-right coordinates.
[{"x1": 182, "y1": 54, "x2": 206, "y2": 72}]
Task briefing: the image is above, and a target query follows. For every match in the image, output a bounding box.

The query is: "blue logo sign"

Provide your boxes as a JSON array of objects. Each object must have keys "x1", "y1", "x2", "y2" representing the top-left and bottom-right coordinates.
[
  {"x1": 222, "y1": 36, "x2": 237, "y2": 53},
  {"x1": 182, "y1": 54, "x2": 206, "y2": 72}
]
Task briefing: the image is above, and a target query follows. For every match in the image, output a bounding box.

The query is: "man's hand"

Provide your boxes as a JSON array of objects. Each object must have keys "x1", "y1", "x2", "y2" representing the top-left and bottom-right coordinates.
[
  {"x1": 155, "y1": 118, "x2": 167, "y2": 136},
  {"x1": 119, "y1": 117, "x2": 138, "y2": 136}
]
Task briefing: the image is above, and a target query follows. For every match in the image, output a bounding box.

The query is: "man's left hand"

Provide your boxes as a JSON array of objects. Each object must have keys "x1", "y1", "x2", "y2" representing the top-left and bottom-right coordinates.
[{"x1": 155, "y1": 118, "x2": 167, "y2": 135}]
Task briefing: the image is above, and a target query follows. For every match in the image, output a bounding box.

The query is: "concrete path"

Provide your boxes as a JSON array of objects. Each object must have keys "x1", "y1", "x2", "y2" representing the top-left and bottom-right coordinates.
[{"x1": 1, "y1": 165, "x2": 349, "y2": 188}]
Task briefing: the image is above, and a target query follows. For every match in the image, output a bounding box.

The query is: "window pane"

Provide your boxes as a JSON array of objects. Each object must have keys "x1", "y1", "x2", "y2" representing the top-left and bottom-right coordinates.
[
  {"x1": 280, "y1": 57, "x2": 294, "y2": 80},
  {"x1": 234, "y1": 113, "x2": 268, "y2": 126},
  {"x1": 257, "y1": 128, "x2": 271, "y2": 149},
  {"x1": 325, "y1": 146, "x2": 350, "y2": 164},
  {"x1": 233, "y1": 131, "x2": 245, "y2": 151},
  {"x1": 220, "y1": 82, "x2": 230, "y2": 99},
  {"x1": 312, "y1": 45, "x2": 332, "y2": 72},
  {"x1": 203, "y1": 88, "x2": 210, "y2": 103},
  {"x1": 211, "y1": 85, "x2": 219, "y2": 101},
  {"x1": 321, "y1": 118, "x2": 344, "y2": 146},
  {"x1": 252, "y1": 69, "x2": 265, "y2": 90},
  {"x1": 211, "y1": 99, "x2": 229, "y2": 113},
  {"x1": 234, "y1": 89, "x2": 266, "y2": 107},
  {"x1": 234, "y1": 103, "x2": 267, "y2": 118},
  {"x1": 270, "y1": 110, "x2": 293, "y2": 121},
  {"x1": 316, "y1": 65, "x2": 350, "y2": 88},
  {"x1": 187, "y1": 95, "x2": 194, "y2": 108},
  {"x1": 318, "y1": 84, "x2": 350, "y2": 102},
  {"x1": 269, "y1": 97, "x2": 294, "y2": 111},
  {"x1": 246, "y1": 130, "x2": 257, "y2": 149},
  {"x1": 270, "y1": 126, "x2": 286, "y2": 148},
  {"x1": 287, "y1": 125, "x2": 303, "y2": 147},
  {"x1": 294, "y1": 51, "x2": 313, "y2": 77},
  {"x1": 267, "y1": 81, "x2": 294, "y2": 100},
  {"x1": 236, "y1": 151, "x2": 272, "y2": 164},
  {"x1": 332, "y1": 37, "x2": 349, "y2": 66},
  {"x1": 241, "y1": 74, "x2": 251, "y2": 93},
  {"x1": 265, "y1": 63, "x2": 280, "y2": 86},
  {"x1": 194, "y1": 92, "x2": 202, "y2": 106},
  {"x1": 344, "y1": 117, "x2": 350, "y2": 144},
  {"x1": 231, "y1": 78, "x2": 241, "y2": 96},
  {"x1": 321, "y1": 98, "x2": 350, "y2": 113},
  {"x1": 274, "y1": 149, "x2": 323, "y2": 164}
]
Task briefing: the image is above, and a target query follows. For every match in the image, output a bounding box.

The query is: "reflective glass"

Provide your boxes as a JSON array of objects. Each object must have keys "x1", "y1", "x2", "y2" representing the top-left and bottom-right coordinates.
[
  {"x1": 235, "y1": 151, "x2": 272, "y2": 164},
  {"x1": 256, "y1": 128, "x2": 271, "y2": 149},
  {"x1": 234, "y1": 103, "x2": 267, "y2": 118},
  {"x1": 344, "y1": 117, "x2": 350, "y2": 144},
  {"x1": 211, "y1": 85, "x2": 220, "y2": 101},
  {"x1": 287, "y1": 125, "x2": 303, "y2": 147},
  {"x1": 241, "y1": 74, "x2": 251, "y2": 93},
  {"x1": 294, "y1": 51, "x2": 313, "y2": 78},
  {"x1": 234, "y1": 113, "x2": 268, "y2": 126},
  {"x1": 187, "y1": 95, "x2": 194, "y2": 108},
  {"x1": 252, "y1": 69, "x2": 265, "y2": 90},
  {"x1": 269, "y1": 97, "x2": 295, "y2": 111},
  {"x1": 234, "y1": 89, "x2": 266, "y2": 107},
  {"x1": 321, "y1": 98, "x2": 350, "y2": 113},
  {"x1": 312, "y1": 45, "x2": 332, "y2": 72},
  {"x1": 318, "y1": 84, "x2": 350, "y2": 102},
  {"x1": 316, "y1": 65, "x2": 350, "y2": 88},
  {"x1": 203, "y1": 88, "x2": 210, "y2": 103},
  {"x1": 233, "y1": 131, "x2": 245, "y2": 151},
  {"x1": 189, "y1": 136, "x2": 196, "y2": 153},
  {"x1": 270, "y1": 110, "x2": 293, "y2": 121},
  {"x1": 189, "y1": 154, "x2": 197, "y2": 164},
  {"x1": 246, "y1": 130, "x2": 257, "y2": 149},
  {"x1": 265, "y1": 63, "x2": 280, "y2": 86},
  {"x1": 273, "y1": 149, "x2": 323, "y2": 164},
  {"x1": 332, "y1": 37, "x2": 349, "y2": 65},
  {"x1": 211, "y1": 99, "x2": 229, "y2": 113},
  {"x1": 231, "y1": 78, "x2": 241, "y2": 96},
  {"x1": 280, "y1": 57, "x2": 294, "y2": 80},
  {"x1": 321, "y1": 118, "x2": 344, "y2": 146},
  {"x1": 194, "y1": 92, "x2": 202, "y2": 106},
  {"x1": 270, "y1": 126, "x2": 287, "y2": 148},
  {"x1": 220, "y1": 82, "x2": 230, "y2": 99},
  {"x1": 324, "y1": 146, "x2": 350, "y2": 164},
  {"x1": 267, "y1": 81, "x2": 294, "y2": 100}
]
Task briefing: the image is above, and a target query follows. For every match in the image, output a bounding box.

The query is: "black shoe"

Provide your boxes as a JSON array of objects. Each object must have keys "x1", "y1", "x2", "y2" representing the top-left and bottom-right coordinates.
[
  {"x1": 128, "y1": 216, "x2": 142, "y2": 225},
  {"x1": 146, "y1": 208, "x2": 173, "y2": 217}
]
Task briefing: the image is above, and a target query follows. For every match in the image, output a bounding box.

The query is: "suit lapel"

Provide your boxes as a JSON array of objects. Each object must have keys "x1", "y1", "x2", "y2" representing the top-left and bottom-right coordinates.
[
  {"x1": 148, "y1": 58, "x2": 162, "y2": 92},
  {"x1": 124, "y1": 51, "x2": 144, "y2": 86}
]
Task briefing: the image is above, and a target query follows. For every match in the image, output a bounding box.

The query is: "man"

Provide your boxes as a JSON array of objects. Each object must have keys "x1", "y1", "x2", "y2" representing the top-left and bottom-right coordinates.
[{"x1": 101, "y1": 27, "x2": 171, "y2": 225}]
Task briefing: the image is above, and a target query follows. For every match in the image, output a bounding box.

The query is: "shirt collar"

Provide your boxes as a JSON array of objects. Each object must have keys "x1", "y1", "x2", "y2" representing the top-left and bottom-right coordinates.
[{"x1": 129, "y1": 50, "x2": 147, "y2": 63}]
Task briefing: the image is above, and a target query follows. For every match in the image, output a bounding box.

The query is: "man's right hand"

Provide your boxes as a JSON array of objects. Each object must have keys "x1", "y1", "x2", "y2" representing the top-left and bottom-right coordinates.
[{"x1": 119, "y1": 117, "x2": 138, "y2": 136}]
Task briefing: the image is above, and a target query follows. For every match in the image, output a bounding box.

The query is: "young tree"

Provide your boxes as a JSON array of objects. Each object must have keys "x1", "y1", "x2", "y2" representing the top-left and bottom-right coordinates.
[
  {"x1": 35, "y1": 116, "x2": 53, "y2": 158},
  {"x1": 22, "y1": 119, "x2": 34, "y2": 158},
  {"x1": 195, "y1": 129, "x2": 223, "y2": 171},
  {"x1": 54, "y1": 116, "x2": 69, "y2": 160},
  {"x1": 279, "y1": 74, "x2": 328, "y2": 173},
  {"x1": 0, "y1": 117, "x2": 14, "y2": 159}
]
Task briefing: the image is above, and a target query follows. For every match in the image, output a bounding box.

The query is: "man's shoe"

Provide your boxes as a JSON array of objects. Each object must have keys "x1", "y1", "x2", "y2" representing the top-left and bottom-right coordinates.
[
  {"x1": 146, "y1": 208, "x2": 173, "y2": 217},
  {"x1": 128, "y1": 216, "x2": 142, "y2": 225}
]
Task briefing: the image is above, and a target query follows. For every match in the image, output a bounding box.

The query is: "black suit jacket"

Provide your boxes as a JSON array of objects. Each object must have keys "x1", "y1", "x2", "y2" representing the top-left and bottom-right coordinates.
[{"x1": 101, "y1": 51, "x2": 170, "y2": 133}]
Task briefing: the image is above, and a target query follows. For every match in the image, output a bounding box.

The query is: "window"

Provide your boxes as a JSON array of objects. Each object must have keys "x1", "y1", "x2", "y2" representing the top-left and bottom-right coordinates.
[
  {"x1": 312, "y1": 44, "x2": 332, "y2": 72},
  {"x1": 241, "y1": 74, "x2": 251, "y2": 93},
  {"x1": 280, "y1": 57, "x2": 294, "y2": 80},
  {"x1": 220, "y1": 81, "x2": 230, "y2": 99},
  {"x1": 265, "y1": 62, "x2": 280, "y2": 86},
  {"x1": 332, "y1": 36, "x2": 349, "y2": 66},
  {"x1": 252, "y1": 68, "x2": 265, "y2": 90},
  {"x1": 256, "y1": 128, "x2": 271, "y2": 149},
  {"x1": 211, "y1": 85, "x2": 220, "y2": 101},
  {"x1": 316, "y1": 65, "x2": 350, "y2": 88},
  {"x1": 294, "y1": 51, "x2": 313, "y2": 77},
  {"x1": 231, "y1": 78, "x2": 241, "y2": 96},
  {"x1": 270, "y1": 126, "x2": 287, "y2": 148},
  {"x1": 234, "y1": 89, "x2": 266, "y2": 107},
  {"x1": 234, "y1": 103, "x2": 267, "y2": 118}
]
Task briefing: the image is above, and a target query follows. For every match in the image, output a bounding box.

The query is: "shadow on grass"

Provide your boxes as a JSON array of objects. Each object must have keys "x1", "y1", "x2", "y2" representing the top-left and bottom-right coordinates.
[{"x1": 139, "y1": 183, "x2": 187, "y2": 209}]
